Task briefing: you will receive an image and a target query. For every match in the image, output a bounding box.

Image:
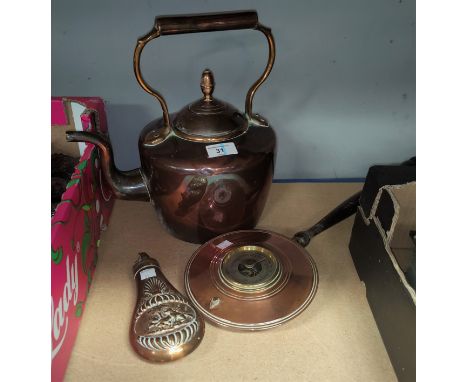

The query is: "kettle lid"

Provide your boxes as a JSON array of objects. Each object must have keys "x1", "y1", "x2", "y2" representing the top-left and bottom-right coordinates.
[{"x1": 173, "y1": 69, "x2": 248, "y2": 142}]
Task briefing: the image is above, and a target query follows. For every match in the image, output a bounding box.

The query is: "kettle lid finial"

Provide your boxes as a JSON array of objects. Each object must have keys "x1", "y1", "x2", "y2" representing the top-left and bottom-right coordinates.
[
  {"x1": 200, "y1": 69, "x2": 215, "y2": 102},
  {"x1": 172, "y1": 68, "x2": 248, "y2": 142}
]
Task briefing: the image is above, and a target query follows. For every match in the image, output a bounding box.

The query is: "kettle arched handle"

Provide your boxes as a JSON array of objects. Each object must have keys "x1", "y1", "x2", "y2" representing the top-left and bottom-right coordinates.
[{"x1": 133, "y1": 10, "x2": 276, "y2": 128}]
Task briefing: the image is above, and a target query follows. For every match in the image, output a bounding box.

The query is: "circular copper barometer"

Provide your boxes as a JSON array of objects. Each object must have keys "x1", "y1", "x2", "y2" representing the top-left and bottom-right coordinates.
[
  {"x1": 185, "y1": 192, "x2": 360, "y2": 331},
  {"x1": 185, "y1": 230, "x2": 318, "y2": 331}
]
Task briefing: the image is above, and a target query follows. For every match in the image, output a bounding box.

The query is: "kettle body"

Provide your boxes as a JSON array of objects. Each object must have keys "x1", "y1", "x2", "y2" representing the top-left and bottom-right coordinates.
[{"x1": 139, "y1": 114, "x2": 275, "y2": 243}]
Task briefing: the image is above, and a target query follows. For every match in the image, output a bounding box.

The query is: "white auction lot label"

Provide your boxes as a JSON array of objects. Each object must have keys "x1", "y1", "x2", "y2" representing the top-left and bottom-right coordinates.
[
  {"x1": 206, "y1": 142, "x2": 238, "y2": 158},
  {"x1": 140, "y1": 268, "x2": 156, "y2": 280},
  {"x1": 216, "y1": 240, "x2": 233, "y2": 249}
]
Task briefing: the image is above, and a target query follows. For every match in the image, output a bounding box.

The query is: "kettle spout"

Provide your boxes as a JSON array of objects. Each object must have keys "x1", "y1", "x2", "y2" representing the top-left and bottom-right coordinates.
[{"x1": 66, "y1": 131, "x2": 149, "y2": 201}]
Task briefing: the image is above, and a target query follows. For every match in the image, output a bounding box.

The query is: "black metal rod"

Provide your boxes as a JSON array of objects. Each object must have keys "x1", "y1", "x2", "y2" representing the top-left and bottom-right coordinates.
[
  {"x1": 292, "y1": 157, "x2": 415, "y2": 247},
  {"x1": 293, "y1": 192, "x2": 361, "y2": 247}
]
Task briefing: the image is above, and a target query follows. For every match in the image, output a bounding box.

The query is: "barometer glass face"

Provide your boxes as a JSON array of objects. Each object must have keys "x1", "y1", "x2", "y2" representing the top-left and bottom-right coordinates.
[{"x1": 220, "y1": 245, "x2": 282, "y2": 292}]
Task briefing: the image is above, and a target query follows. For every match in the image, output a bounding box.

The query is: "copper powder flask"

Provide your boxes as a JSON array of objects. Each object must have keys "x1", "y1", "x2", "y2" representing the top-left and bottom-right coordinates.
[
  {"x1": 131, "y1": 253, "x2": 204, "y2": 361},
  {"x1": 67, "y1": 10, "x2": 276, "y2": 243}
]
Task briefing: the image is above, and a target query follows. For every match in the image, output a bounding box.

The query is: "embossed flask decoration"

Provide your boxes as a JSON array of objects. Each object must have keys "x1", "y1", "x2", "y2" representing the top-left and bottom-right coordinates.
[
  {"x1": 66, "y1": 10, "x2": 276, "y2": 243},
  {"x1": 130, "y1": 253, "x2": 204, "y2": 362}
]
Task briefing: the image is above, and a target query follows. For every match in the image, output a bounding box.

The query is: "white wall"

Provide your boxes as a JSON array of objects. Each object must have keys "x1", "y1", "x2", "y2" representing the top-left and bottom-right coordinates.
[{"x1": 52, "y1": 0, "x2": 415, "y2": 179}]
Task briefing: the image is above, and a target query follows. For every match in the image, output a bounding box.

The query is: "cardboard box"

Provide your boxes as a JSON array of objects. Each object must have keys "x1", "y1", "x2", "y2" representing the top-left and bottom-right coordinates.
[
  {"x1": 349, "y1": 165, "x2": 416, "y2": 381},
  {"x1": 51, "y1": 97, "x2": 115, "y2": 381}
]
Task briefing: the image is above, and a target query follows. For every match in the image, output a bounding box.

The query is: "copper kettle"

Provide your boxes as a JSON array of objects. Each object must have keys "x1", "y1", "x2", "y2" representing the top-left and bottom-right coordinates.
[{"x1": 67, "y1": 11, "x2": 276, "y2": 243}]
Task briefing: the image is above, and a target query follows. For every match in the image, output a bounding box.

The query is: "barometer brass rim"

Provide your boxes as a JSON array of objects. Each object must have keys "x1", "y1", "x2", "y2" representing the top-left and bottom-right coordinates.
[
  {"x1": 209, "y1": 243, "x2": 292, "y2": 301},
  {"x1": 219, "y1": 245, "x2": 282, "y2": 292}
]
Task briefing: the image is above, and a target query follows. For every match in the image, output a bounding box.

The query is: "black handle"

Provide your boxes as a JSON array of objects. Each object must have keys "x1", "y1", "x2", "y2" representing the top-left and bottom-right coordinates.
[
  {"x1": 293, "y1": 192, "x2": 361, "y2": 247},
  {"x1": 292, "y1": 157, "x2": 416, "y2": 247},
  {"x1": 155, "y1": 11, "x2": 258, "y2": 35}
]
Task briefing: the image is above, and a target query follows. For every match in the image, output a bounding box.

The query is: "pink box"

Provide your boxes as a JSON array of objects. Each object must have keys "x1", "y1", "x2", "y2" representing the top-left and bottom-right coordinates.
[{"x1": 51, "y1": 97, "x2": 115, "y2": 381}]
